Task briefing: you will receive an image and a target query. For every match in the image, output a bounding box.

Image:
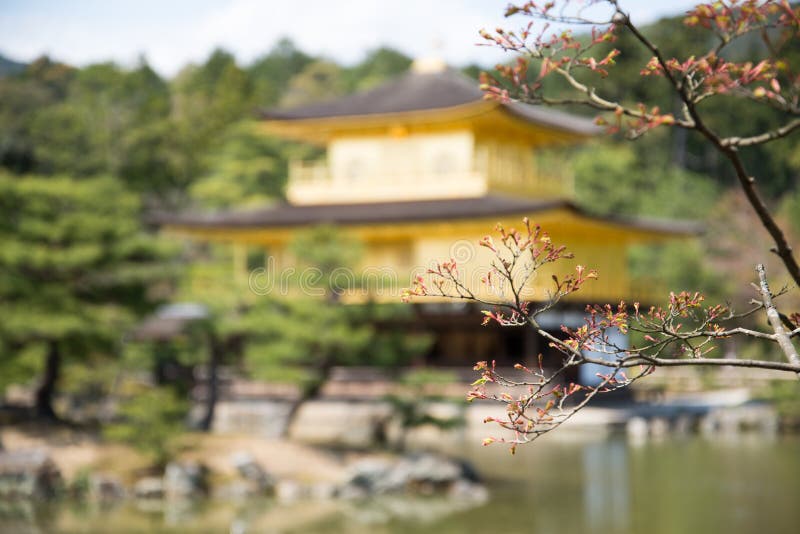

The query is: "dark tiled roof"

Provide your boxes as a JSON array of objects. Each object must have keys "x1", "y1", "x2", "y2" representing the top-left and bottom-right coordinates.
[
  {"x1": 158, "y1": 196, "x2": 702, "y2": 236},
  {"x1": 263, "y1": 69, "x2": 482, "y2": 119},
  {"x1": 261, "y1": 69, "x2": 599, "y2": 136},
  {"x1": 161, "y1": 196, "x2": 565, "y2": 227}
]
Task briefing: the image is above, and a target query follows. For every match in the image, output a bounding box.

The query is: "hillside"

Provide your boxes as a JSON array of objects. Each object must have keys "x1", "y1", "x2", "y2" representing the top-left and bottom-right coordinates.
[{"x1": 0, "y1": 53, "x2": 26, "y2": 76}]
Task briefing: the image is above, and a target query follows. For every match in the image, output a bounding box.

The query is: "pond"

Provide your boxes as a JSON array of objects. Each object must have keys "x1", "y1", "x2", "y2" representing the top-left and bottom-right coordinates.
[{"x1": 5, "y1": 435, "x2": 800, "y2": 533}]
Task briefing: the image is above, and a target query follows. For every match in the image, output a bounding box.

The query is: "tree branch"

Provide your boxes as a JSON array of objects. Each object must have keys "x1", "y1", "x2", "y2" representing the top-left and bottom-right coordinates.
[
  {"x1": 722, "y1": 117, "x2": 800, "y2": 148},
  {"x1": 613, "y1": 6, "x2": 800, "y2": 287},
  {"x1": 756, "y1": 263, "x2": 800, "y2": 378},
  {"x1": 721, "y1": 149, "x2": 800, "y2": 286},
  {"x1": 580, "y1": 353, "x2": 800, "y2": 373}
]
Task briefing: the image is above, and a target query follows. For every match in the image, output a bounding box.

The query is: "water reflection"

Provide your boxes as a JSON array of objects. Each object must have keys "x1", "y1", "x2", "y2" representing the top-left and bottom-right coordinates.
[
  {"x1": 583, "y1": 439, "x2": 629, "y2": 534},
  {"x1": 5, "y1": 435, "x2": 800, "y2": 533}
]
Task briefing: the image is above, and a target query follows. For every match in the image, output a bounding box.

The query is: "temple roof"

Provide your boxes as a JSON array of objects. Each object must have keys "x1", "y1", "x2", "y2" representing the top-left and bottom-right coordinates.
[
  {"x1": 159, "y1": 196, "x2": 701, "y2": 236},
  {"x1": 260, "y1": 68, "x2": 598, "y2": 137}
]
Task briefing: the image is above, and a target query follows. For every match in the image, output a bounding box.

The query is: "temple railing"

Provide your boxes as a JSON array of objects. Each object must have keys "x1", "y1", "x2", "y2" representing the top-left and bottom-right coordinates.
[{"x1": 287, "y1": 153, "x2": 574, "y2": 205}]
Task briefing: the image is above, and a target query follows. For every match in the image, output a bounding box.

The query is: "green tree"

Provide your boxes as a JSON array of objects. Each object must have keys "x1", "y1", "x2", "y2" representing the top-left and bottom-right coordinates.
[
  {"x1": 570, "y1": 142, "x2": 726, "y2": 299},
  {"x1": 0, "y1": 57, "x2": 74, "y2": 174},
  {"x1": 170, "y1": 243, "x2": 253, "y2": 431},
  {"x1": 0, "y1": 174, "x2": 175, "y2": 419},
  {"x1": 172, "y1": 227, "x2": 426, "y2": 432},
  {"x1": 189, "y1": 120, "x2": 314, "y2": 208},
  {"x1": 244, "y1": 226, "x2": 368, "y2": 398},
  {"x1": 244, "y1": 226, "x2": 431, "y2": 420},
  {"x1": 579, "y1": 11, "x2": 800, "y2": 197},
  {"x1": 249, "y1": 38, "x2": 314, "y2": 106},
  {"x1": 104, "y1": 384, "x2": 188, "y2": 467},
  {"x1": 169, "y1": 49, "x2": 255, "y2": 204},
  {"x1": 345, "y1": 47, "x2": 412, "y2": 91},
  {"x1": 572, "y1": 142, "x2": 719, "y2": 220},
  {"x1": 27, "y1": 61, "x2": 175, "y2": 188},
  {"x1": 279, "y1": 60, "x2": 346, "y2": 108}
]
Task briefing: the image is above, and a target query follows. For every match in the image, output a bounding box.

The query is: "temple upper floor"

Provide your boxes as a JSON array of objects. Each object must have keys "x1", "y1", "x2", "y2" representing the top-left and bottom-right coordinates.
[
  {"x1": 259, "y1": 65, "x2": 598, "y2": 206},
  {"x1": 286, "y1": 131, "x2": 574, "y2": 205}
]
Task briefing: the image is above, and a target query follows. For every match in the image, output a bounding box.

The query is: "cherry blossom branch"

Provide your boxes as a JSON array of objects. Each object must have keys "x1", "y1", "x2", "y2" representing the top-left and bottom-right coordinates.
[
  {"x1": 479, "y1": 0, "x2": 800, "y2": 286},
  {"x1": 617, "y1": 6, "x2": 800, "y2": 285},
  {"x1": 404, "y1": 219, "x2": 800, "y2": 449}
]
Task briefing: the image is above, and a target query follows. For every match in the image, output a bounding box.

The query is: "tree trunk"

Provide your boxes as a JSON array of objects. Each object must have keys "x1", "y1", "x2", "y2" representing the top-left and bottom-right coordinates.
[
  {"x1": 198, "y1": 334, "x2": 223, "y2": 432},
  {"x1": 283, "y1": 353, "x2": 334, "y2": 436},
  {"x1": 35, "y1": 341, "x2": 60, "y2": 420}
]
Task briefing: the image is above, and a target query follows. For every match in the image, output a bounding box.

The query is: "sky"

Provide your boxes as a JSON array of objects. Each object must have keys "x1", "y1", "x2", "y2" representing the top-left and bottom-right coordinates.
[{"x1": 0, "y1": 0, "x2": 702, "y2": 76}]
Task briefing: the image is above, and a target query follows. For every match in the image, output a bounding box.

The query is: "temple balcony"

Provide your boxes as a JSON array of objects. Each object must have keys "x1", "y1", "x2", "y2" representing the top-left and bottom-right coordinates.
[{"x1": 286, "y1": 153, "x2": 574, "y2": 205}]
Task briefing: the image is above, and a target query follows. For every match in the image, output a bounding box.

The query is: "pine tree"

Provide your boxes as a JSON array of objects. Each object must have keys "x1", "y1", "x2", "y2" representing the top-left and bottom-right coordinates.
[{"x1": 0, "y1": 174, "x2": 175, "y2": 419}]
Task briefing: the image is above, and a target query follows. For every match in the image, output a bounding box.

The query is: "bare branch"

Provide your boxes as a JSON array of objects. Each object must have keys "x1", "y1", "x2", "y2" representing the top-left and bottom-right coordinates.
[
  {"x1": 756, "y1": 264, "x2": 800, "y2": 377},
  {"x1": 720, "y1": 148, "x2": 800, "y2": 285},
  {"x1": 722, "y1": 117, "x2": 800, "y2": 148},
  {"x1": 581, "y1": 353, "x2": 800, "y2": 373}
]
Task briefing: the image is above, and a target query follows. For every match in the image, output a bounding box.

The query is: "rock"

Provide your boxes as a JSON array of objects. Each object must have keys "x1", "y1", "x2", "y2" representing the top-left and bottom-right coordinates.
[
  {"x1": 756, "y1": 408, "x2": 780, "y2": 435},
  {"x1": 212, "y1": 480, "x2": 253, "y2": 500},
  {"x1": 310, "y1": 482, "x2": 338, "y2": 500},
  {"x1": 211, "y1": 452, "x2": 276, "y2": 499},
  {"x1": 698, "y1": 403, "x2": 780, "y2": 437},
  {"x1": 447, "y1": 479, "x2": 489, "y2": 502},
  {"x1": 341, "y1": 494, "x2": 483, "y2": 524},
  {"x1": 344, "y1": 458, "x2": 394, "y2": 494},
  {"x1": 405, "y1": 453, "x2": 464, "y2": 484},
  {"x1": 213, "y1": 400, "x2": 294, "y2": 438},
  {"x1": 275, "y1": 479, "x2": 308, "y2": 502},
  {"x1": 673, "y1": 414, "x2": 694, "y2": 436},
  {"x1": 134, "y1": 497, "x2": 165, "y2": 513},
  {"x1": 0, "y1": 449, "x2": 62, "y2": 500},
  {"x1": 626, "y1": 417, "x2": 648, "y2": 444},
  {"x1": 384, "y1": 453, "x2": 463, "y2": 492},
  {"x1": 289, "y1": 401, "x2": 393, "y2": 448},
  {"x1": 89, "y1": 473, "x2": 126, "y2": 502},
  {"x1": 337, "y1": 482, "x2": 368, "y2": 500},
  {"x1": 341, "y1": 453, "x2": 484, "y2": 497},
  {"x1": 733, "y1": 403, "x2": 779, "y2": 435},
  {"x1": 230, "y1": 451, "x2": 274, "y2": 494},
  {"x1": 230, "y1": 519, "x2": 248, "y2": 534},
  {"x1": 163, "y1": 498, "x2": 197, "y2": 525},
  {"x1": 700, "y1": 408, "x2": 742, "y2": 437},
  {"x1": 717, "y1": 409, "x2": 741, "y2": 435},
  {"x1": 163, "y1": 461, "x2": 208, "y2": 499},
  {"x1": 649, "y1": 417, "x2": 670, "y2": 439},
  {"x1": 134, "y1": 477, "x2": 164, "y2": 499}
]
